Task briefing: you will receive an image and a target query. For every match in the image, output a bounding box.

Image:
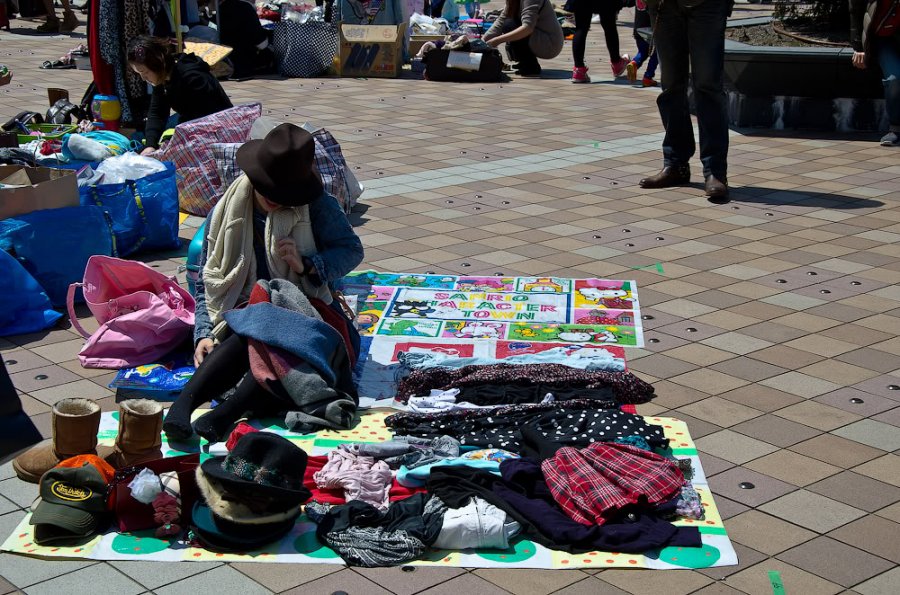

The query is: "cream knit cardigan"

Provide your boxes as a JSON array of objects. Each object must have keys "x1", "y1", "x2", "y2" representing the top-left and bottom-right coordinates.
[{"x1": 202, "y1": 174, "x2": 331, "y2": 331}]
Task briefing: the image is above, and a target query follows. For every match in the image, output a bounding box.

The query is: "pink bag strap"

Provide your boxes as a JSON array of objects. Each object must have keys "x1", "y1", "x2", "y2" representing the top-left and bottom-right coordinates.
[{"x1": 66, "y1": 282, "x2": 91, "y2": 339}]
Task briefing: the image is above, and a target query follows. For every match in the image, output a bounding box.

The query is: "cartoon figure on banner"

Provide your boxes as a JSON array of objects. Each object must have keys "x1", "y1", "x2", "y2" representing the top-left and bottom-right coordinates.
[
  {"x1": 519, "y1": 277, "x2": 568, "y2": 293},
  {"x1": 558, "y1": 328, "x2": 619, "y2": 343},
  {"x1": 397, "y1": 275, "x2": 429, "y2": 287},
  {"x1": 449, "y1": 321, "x2": 504, "y2": 339},
  {"x1": 576, "y1": 309, "x2": 631, "y2": 325},
  {"x1": 456, "y1": 277, "x2": 515, "y2": 292},
  {"x1": 379, "y1": 319, "x2": 442, "y2": 337},
  {"x1": 356, "y1": 310, "x2": 381, "y2": 335},
  {"x1": 578, "y1": 287, "x2": 634, "y2": 309},
  {"x1": 393, "y1": 300, "x2": 436, "y2": 317}
]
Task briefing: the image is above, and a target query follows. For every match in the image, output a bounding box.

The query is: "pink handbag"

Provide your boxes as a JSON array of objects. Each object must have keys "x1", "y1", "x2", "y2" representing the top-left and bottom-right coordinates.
[{"x1": 66, "y1": 256, "x2": 196, "y2": 369}]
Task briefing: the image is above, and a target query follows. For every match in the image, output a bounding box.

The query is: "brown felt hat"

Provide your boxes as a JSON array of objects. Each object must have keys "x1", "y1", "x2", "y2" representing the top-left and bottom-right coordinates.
[{"x1": 236, "y1": 123, "x2": 324, "y2": 206}]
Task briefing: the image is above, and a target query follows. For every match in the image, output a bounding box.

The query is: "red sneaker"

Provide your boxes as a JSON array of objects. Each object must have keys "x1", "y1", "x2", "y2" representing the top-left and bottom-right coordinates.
[
  {"x1": 611, "y1": 54, "x2": 630, "y2": 77},
  {"x1": 572, "y1": 66, "x2": 590, "y2": 84},
  {"x1": 642, "y1": 76, "x2": 659, "y2": 87}
]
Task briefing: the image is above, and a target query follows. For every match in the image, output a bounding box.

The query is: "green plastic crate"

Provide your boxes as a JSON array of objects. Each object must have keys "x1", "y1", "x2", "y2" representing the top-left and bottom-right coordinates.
[{"x1": 17, "y1": 123, "x2": 77, "y2": 145}]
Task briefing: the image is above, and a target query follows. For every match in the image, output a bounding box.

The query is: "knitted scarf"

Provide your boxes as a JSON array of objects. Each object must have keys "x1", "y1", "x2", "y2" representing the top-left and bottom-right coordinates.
[{"x1": 202, "y1": 174, "x2": 329, "y2": 328}]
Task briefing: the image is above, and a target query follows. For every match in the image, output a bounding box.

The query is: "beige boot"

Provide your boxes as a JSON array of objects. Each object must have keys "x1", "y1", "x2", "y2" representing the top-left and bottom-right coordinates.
[
  {"x1": 13, "y1": 398, "x2": 101, "y2": 483},
  {"x1": 105, "y1": 399, "x2": 163, "y2": 469}
]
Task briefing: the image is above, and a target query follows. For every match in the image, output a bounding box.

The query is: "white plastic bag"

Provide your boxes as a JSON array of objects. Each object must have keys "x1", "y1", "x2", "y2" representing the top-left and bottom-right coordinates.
[{"x1": 96, "y1": 153, "x2": 167, "y2": 184}]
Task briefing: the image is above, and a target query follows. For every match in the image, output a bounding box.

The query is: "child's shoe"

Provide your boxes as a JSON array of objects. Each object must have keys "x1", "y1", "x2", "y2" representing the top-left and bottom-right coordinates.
[
  {"x1": 642, "y1": 76, "x2": 659, "y2": 87},
  {"x1": 611, "y1": 54, "x2": 630, "y2": 77},
  {"x1": 572, "y1": 66, "x2": 590, "y2": 84},
  {"x1": 625, "y1": 60, "x2": 638, "y2": 84}
]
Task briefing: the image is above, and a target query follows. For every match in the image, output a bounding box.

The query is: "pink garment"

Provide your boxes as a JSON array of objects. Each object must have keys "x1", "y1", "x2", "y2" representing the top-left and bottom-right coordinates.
[{"x1": 312, "y1": 445, "x2": 393, "y2": 510}]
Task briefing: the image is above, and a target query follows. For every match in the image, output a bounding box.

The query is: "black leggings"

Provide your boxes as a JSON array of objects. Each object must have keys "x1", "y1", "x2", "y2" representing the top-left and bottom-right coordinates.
[
  {"x1": 163, "y1": 333, "x2": 281, "y2": 442},
  {"x1": 573, "y1": 1, "x2": 621, "y2": 67}
]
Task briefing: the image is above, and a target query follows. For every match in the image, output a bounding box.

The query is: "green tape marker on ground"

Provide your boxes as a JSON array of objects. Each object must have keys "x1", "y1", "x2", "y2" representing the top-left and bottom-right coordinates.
[
  {"x1": 769, "y1": 570, "x2": 786, "y2": 595},
  {"x1": 631, "y1": 263, "x2": 665, "y2": 274}
]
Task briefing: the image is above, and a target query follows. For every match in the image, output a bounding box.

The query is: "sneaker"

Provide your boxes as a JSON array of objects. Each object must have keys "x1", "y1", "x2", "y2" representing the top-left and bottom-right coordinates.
[
  {"x1": 625, "y1": 60, "x2": 638, "y2": 84},
  {"x1": 881, "y1": 131, "x2": 900, "y2": 147},
  {"x1": 642, "y1": 76, "x2": 659, "y2": 87},
  {"x1": 36, "y1": 19, "x2": 60, "y2": 33},
  {"x1": 61, "y1": 11, "x2": 79, "y2": 33},
  {"x1": 572, "y1": 66, "x2": 590, "y2": 84},
  {"x1": 611, "y1": 54, "x2": 630, "y2": 77}
]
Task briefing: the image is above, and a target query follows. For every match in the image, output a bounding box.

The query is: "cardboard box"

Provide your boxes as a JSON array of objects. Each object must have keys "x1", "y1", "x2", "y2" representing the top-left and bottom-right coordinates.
[
  {"x1": 339, "y1": 23, "x2": 407, "y2": 78},
  {"x1": 409, "y1": 34, "x2": 445, "y2": 59},
  {"x1": 0, "y1": 166, "x2": 79, "y2": 220}
]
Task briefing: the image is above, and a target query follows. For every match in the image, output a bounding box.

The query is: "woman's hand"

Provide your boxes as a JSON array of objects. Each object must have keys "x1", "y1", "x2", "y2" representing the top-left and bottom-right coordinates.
[
  {"x1": 277, "y1": 238, "x2": 306, "y2": 274},
  {"x1": 194, "y1": 338, "x2": 215, "y2": 368},
  {"x1": 140, "y1": 146, "x2": 157, "y2": 156},
  {"x1": 486, "y1": 37, "x2": 501, "y2": 48},
  {"x1": 852, "y1": 52, "x2": 866, "y2": 69}
]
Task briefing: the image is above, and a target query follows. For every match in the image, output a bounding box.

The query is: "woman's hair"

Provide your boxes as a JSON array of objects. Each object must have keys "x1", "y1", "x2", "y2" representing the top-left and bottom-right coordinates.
[{"x1": 126, "y1": 35, "x2": 175, "y2": 75}]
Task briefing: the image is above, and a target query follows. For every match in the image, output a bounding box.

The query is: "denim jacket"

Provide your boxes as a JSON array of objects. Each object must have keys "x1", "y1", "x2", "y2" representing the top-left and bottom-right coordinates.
[{"x1": 193, "y1": 192, "x2": 364, "y2": 344}]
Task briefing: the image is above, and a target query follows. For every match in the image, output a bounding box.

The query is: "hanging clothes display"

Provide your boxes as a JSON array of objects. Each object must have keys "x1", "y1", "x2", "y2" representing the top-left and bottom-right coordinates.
[{"x1": 98, "y1": 0, "x2": 153, "y2": 124}]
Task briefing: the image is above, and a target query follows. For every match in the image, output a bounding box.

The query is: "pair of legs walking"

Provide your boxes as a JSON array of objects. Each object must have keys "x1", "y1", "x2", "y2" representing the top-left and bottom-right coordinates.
[
  {"x1": 39, "y1": 0, "x2": 78, "y2": 33},
  {"x1": 571, "y1": 0, "x2": 628, "y2": 82}
]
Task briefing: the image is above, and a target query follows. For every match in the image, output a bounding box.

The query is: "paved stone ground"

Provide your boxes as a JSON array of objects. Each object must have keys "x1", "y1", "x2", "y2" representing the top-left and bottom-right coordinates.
[{"x1": 2, "y1": 4, "x2": 900, "y2": 595}]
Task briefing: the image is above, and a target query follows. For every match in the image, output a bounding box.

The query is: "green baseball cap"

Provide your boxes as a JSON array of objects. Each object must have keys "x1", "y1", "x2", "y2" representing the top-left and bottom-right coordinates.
[{"x1": 30, "y1": 455, "x2": 114, "y2": 545}]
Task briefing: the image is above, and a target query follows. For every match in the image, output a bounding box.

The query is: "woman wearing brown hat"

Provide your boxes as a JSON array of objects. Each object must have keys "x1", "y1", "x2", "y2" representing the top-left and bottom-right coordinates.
[{"x1": 163, "y1": 123, "x2": 364, "y2": 442}]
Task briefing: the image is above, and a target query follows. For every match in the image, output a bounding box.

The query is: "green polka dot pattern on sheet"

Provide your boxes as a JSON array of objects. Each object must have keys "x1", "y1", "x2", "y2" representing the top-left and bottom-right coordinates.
[
  {"x1": 111, "y1": 530, "x2": 172, "y2": 555},
  {"x1": 477, "y1": 539, "x2": 536, "y2": 563},
  {"x1": 293, "y1": 531, "x2": 339, "y2": 559},
  {"x1": 658, "y1": 544, "x2": 720, "y2": 569}
]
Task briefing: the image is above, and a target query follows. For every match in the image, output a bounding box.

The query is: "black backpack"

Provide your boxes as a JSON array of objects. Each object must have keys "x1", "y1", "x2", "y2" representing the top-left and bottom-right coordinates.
[{"x1": 1, "y1": 111, "x2": 44, "y2": 132}]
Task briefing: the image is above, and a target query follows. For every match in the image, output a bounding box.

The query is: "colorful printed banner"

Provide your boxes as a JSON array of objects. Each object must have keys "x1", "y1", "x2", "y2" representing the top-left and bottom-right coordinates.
[{"x1": 345, "y1": 272, "x2": 644, "y2": 348}]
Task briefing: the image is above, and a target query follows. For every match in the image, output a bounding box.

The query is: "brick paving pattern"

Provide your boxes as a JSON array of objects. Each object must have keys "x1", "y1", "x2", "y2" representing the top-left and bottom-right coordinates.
[{"x1": 1, "y1": 4, "x2": 898, "y2": 594}]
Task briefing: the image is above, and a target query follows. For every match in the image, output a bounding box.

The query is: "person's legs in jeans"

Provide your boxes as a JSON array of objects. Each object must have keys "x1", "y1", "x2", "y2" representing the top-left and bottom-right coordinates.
[
  {"x1": 686, "y1": 0, "x2": 729, "y2": 179},
  {"x1": 508, "y1": 37, "x2": 541, "y2": 74},
  {"x1": 163, "y1": 333, "x2": 250, "y2": 439},
  {"x1": 572, "y1": 2, "x2": 594, "y2": 69},
  {"x1": 649, "y1": 0, "x2": 694, "y2": 170},
  {"x1": 876, "y1": 37, "x2": 900, "y2": 144}
]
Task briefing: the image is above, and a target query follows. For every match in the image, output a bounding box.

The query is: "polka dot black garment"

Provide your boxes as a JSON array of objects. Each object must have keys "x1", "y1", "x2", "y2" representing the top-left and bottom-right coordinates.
[
  {"x1": 519, "y1": 409, "x2": 669, "y2": 460},
  {"x1": 395, "y1": 364, "x2": 655, "y2": 405},
  {"x1": 385, "y1": 399, "x2": 666, "y2": 455}
]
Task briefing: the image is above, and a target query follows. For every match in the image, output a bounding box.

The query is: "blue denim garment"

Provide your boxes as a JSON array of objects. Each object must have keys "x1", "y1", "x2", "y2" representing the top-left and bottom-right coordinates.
[
  {"x1": 193, "y1": 192, "x2": 363, "y2": 344},
  {"x1": 877, "y1": 37, "x2": 900, "y2": 129},
  {"x1": 648, "y1": 0, "x2": 731, "y2": 178}
]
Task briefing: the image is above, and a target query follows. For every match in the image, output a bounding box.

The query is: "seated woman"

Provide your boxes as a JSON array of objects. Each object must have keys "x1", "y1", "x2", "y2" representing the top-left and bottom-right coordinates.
[
  {"x1": 163, "y1": 123, "x2": 364, "y2": 443},
  {"x1": 483, "y1": 0, "x2": 564, "y2": 77},
  {"x1": 216, "y1": 0, "x2": 275, "y2": 79},
  {"x1": 127, "y1": 35, "x2": 233, "y2": 154}
]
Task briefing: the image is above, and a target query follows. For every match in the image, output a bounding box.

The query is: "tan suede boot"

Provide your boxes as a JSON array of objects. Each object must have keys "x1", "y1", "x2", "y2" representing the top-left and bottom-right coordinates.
[
  {"x1": 13, "y1": 398, "x2": 101, "y2": 483},
  {"x1": 104, "y1": 399, "x2": 163, "y2": 469}
]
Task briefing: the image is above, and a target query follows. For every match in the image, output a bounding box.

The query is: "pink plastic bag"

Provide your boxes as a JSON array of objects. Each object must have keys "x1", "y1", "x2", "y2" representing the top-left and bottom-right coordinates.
[{"x1": 67, "y1": 256, "x2": 196, "y2": 369}]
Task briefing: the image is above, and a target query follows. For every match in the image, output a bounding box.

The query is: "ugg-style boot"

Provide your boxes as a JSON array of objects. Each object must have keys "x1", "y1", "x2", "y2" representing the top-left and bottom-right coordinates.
[
  {"x1": 105, "y1": 399, "x2": 163, "y2": 469},
  {"x1": 13, "y1": 398, "x2": 101, "y2": 483}
]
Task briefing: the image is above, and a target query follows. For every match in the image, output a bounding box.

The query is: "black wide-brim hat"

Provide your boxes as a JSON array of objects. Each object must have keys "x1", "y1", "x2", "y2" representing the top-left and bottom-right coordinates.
[
  {"x1": 236, "y1": 122, "x2": 324, "y2": 207},
  {"x1": 191, "y1": 501, "x2": 297, "y2": 553},
  {"x1": 199, "y1": 431, "x2": 311, "y2": 505}
]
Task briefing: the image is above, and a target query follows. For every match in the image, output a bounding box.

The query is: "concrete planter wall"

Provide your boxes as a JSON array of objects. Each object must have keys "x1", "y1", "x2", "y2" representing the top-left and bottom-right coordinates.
[{"x1": 722, "y1": 19, "x2": 887, "y2": 131}]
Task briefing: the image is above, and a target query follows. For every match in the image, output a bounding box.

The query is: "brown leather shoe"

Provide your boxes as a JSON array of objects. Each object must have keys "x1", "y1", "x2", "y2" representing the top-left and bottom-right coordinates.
[
  {"x1": 705, "y1": 175, "x2": 729, "y2": 202},
  {"x1": 639, "y1": 165, "x2": 691, "y2": 189}
]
